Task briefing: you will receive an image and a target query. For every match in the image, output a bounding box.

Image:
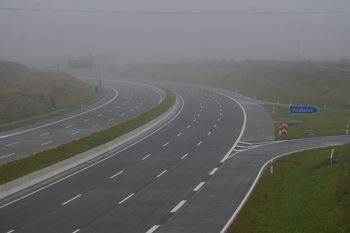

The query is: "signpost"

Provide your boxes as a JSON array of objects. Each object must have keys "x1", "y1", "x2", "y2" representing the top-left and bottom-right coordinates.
[{"x1": 289, "y1": 105, "x2": 319, "y2": 135}]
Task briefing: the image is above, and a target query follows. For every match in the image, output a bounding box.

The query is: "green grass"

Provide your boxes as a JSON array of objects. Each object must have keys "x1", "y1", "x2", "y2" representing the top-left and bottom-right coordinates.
[
  {"x1": 263, "y1": 105, "x2": 350, "y2": 140},
  {"x1": 0, "y1": 86, "x2": 106, "y2": 132},
  {"x1": 228, "y1": 144, "x2": 350, "y2": 233},
  {"x1": 0, "y1": 87, "x2": 176, "y2": 185}
]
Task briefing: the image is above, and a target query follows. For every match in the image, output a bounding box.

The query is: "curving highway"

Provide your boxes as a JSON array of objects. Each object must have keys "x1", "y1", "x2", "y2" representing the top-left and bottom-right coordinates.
[
  {"x1": 0, "y1": 79, "x2": 164, "y2": 165},
  {"x1": 0, "y1": 80, "x2": 350, "y2": 233}
]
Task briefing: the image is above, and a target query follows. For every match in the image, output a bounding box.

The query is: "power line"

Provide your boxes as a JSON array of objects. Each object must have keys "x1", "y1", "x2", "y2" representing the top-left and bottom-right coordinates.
[{"x1": 0, "y1": 7, "x2": 349, "y2": 15}]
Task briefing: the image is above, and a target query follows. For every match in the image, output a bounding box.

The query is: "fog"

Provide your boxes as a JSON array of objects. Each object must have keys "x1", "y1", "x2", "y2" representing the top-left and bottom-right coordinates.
[{"x1": 1, "y1": 0, "x2": 350, "y2": 65}]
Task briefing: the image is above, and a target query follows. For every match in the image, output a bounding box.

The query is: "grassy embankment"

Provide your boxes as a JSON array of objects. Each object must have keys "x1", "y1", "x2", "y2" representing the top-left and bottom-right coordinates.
[
  {"x1": 227, "y1": 144, "x2": 350, "y2": 233},
  {"x1": 0, "y1": 61, "x2": 105, "y2": 131},
  {"x1": 0, "y1": 88, "x2": 175, "y2": 185}
]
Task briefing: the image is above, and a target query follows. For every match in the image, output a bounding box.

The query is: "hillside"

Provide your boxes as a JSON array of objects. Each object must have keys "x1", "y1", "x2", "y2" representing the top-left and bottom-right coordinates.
[
  {"x1": 0, "y1": 61, "x2": 99, "y2": 126},
  {"x1": 116, "y1": 61, "x2": 350, "y2": 109}
]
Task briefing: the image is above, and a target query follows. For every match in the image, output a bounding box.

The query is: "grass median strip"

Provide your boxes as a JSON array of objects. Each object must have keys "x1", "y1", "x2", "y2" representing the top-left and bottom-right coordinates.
[
  {"x1": 227, "y1": 144, "x2": 350, "y2": 233},
  {"x1": 0, "y1": 87, "x2": 175, "y2": 185}
]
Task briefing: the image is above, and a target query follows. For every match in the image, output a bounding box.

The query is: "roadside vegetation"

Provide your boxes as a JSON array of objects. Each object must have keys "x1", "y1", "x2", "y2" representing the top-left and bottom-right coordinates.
[
  {"x1": 227, "y1": 144, "x2": 350, "y2": 233},
  {"x1": 0, "y1": 61, "x2": 105, "y2": 131},
  {"x1": 0, "y1": 88, "x2": 175, "y2": 185}
]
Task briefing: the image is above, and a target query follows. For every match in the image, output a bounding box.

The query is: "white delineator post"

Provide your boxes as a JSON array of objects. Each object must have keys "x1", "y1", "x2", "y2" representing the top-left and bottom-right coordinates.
[
  {"x1": 270, "y1": 160, "x2": 274, "y2": 174},
  {"x1": 330, "y1": 149, "x2": 334, "y2": 165}
]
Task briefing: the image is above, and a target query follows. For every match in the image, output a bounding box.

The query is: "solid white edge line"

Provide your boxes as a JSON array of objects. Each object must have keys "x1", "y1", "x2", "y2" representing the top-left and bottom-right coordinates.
[
  {"x1": 170, "y1": 200, "x2": 187, "y2": 213},
  {"x1": 193, "y1": 182, "x2": 205, "y2": 191},
  {"x1": 220, "y1": 146, "x2": 327, "y2": 233},
  {"x1": 146, "y1": 225, "x2": 160, "y2": 233},
  {"x1": 0, "y1": 86, "x2": 118, "y2": 139},
  {"x1": 0, "y1": 93, "x2": 184, "y2": 209},
  {"x1": 62, "y1": 194, "x2": 82, "y2": 205},
  {"x1": 219, "y1": 93, "x2": 247, "y2": 163},
  {"x1": 209, "y1": 167, "x2": 218, "y2": 175},
  {"x1": 118, "y1": 193, "x2": 134, "y2": 204},
  {"x1": 110, "y1": 171, "x2": 123, "y2": 179}
]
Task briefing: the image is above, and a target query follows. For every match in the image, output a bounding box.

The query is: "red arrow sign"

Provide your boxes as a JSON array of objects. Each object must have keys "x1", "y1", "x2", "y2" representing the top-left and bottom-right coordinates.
[{"x1": 281, "y1": 122, "x2": 287, "y2": 134}]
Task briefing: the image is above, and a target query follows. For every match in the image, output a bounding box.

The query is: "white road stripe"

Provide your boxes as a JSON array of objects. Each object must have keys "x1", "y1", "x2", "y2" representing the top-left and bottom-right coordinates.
[
  {"x1": 170, "y1": 200, "x2": 187, "y2": 213},
  {"x1": 62, "y1": 194, "x2": 82, "y2": 205},
  {"x1": 146, "y1": 225, "x2": 160, "y2": 233},
  {"x1": 84, "y1": 119, "x2": 90, "y2": 122},
  {"x1": 163, "y1": 142, "x2": 169, "y2": 147},
  {"x1": 214, "y1": 124, "x2": 217, "y2": 128},
  {"x1": 156, "y1": 170, "x2": 167, "y2": 178},
  {"x1": 193, "y1": 119, "x2": 196, "y2": 122},
  {"x1": 72, "y1": 229, "x2": 80, "y2": 233},
  {"x1": 41, "y1": 141, "x2": 52, "y2": 146},
  {"x1": 0, "y1": 153, "x2": 15, "y2": 159},
  {"x1": 6, "y1": 230, "x2": 14, "y2": 233},
  {"x1": 121, "y1": 113, "x2": 125, "y2": 116},
  {"x1": 109, "y1": 118, "x2": 114, "y2": 121},
  {"x1": 197, "y1": 141, "x2": 202, "y2": 146},
  {"x1": 142, "y1": 154, "x2": 151, "y2": 160},
  {"x1": 181, "y1": 153, "x2": 188, "y2": 159},
  {"x1": 6, "y1": 142, "x2": 19, "y2": 147},
  {"x1": 98, "y1": 114, "x2": 103, "y2": 117},
  {"x1": 209, "y1": 167, "x2": 218, "y2": 175},
  {"x1": 109, "y1": 110, "x2": 112, "y2": 112},
  {"x1": 71, "y1": 131, "x2": 79, "y2": 135},
  {"x1": 118, "y1": 193, "x2": 134, "y2": 204},
  {"x1": 65, "y1": 125, "x2": 73, "y2": 129},
  {"x1": 40, "y1": 132, "x2": 50, "y2": 136},
  {"x1": 207, "y1": 132, "x2": 211, "y2": 136},
  {"x1": 187, "y1": 125, "x2": 191, "y2": 128},
  {"x1": 110, "y1": 171, "x2": 123, "y2": 179},
  {"x1": 177, "y1": 133, "x2": 182, "y2": 136},
  {"x1": 93, "y1": 124, "x2": 99, "y2": 128},
  {"x1": 193, "y1": 182, "x2": 205, "y2": 191}
]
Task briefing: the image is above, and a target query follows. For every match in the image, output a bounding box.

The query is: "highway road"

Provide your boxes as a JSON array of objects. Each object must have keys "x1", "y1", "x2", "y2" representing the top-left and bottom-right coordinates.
[
  {"x1": 1, "y1": 80, "x2": 350, "y2": 233},
  {"x1": 0, "y1": 79, "x2": 164, "y2": 165}
]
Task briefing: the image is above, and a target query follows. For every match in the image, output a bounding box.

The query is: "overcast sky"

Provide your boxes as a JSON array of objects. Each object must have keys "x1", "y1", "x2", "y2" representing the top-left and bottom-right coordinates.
[{"x1": 1, "y1": 0, "x2": 350, "y2": 65}]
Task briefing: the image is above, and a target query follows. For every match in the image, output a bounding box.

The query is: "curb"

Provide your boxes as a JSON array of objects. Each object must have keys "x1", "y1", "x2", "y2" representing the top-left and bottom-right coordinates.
[{"x1": 0, "y1": 94, "x2": 180, "y2": 200}]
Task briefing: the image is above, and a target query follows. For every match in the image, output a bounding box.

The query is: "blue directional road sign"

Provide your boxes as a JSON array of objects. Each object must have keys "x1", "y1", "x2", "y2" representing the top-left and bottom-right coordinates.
[{"x1": 289, "y1": 106, "x2": 319, "y2": 115}]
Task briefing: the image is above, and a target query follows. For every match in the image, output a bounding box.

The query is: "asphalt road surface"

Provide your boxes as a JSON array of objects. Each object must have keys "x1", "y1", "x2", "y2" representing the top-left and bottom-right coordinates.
[
  {"x1": 1, "y1": 80, "x2": 350, "y2": 233},
  {"x1": 0, "y1": 79, "x2": 164, "y2": 165}
]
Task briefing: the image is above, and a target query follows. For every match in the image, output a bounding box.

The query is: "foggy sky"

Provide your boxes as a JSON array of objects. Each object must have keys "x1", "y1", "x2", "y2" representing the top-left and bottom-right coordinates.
[{"x1": 1, "y1": 0, "x2": 350, "y2": 65}]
